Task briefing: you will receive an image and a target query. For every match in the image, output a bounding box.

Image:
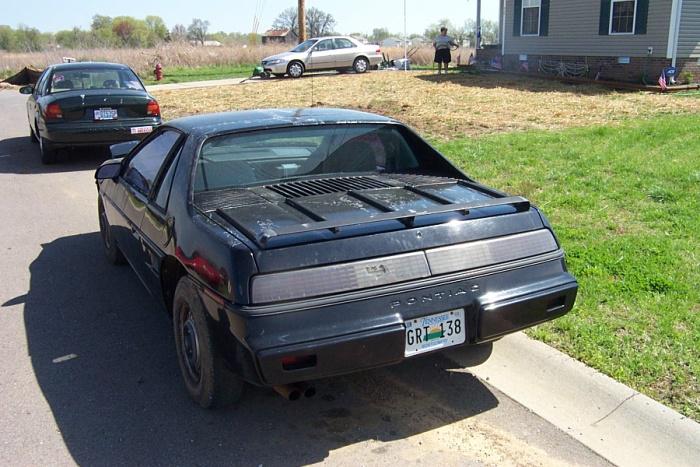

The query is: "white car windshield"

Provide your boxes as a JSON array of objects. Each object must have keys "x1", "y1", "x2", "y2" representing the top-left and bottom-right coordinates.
[{"x1": 290, "y1": 39, "x2": 317, "y2": 53}]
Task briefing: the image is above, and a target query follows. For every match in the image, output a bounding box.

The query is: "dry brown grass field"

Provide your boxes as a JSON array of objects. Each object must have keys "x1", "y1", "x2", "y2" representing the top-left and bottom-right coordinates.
[
  {"x1": 0, "y1": 43, "x2": 451, "y2": 78},
  {"x1": 152, "y1": 71, "x2": 698, "y2": 139},
  {"x1": 0, "y1": 43, "x2": 290, "y2": 77}
]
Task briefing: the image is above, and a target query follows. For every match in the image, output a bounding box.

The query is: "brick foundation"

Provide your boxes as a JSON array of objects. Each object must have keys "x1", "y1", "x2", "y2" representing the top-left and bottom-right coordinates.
[
  {"x1": 676, "y1": 58, "x2": 700, "y2": 84},
  {"x1": 501, "y1": 54, "x2": 700, "y2": 84}
]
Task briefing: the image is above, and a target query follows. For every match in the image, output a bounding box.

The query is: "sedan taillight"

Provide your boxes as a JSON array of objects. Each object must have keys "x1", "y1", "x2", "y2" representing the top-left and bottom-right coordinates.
[
  {"x1": 147, "y1": 99, "x2": 160, "y2": 117},
  {"x1": 44, "y1": 103, "x2": 63, "y2": 120}
]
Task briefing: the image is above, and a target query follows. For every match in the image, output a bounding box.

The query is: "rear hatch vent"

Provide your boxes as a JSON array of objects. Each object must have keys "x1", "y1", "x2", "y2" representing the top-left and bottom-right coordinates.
[{"x1": 265, "y1": 176, "x2": 392, "y2": 198}]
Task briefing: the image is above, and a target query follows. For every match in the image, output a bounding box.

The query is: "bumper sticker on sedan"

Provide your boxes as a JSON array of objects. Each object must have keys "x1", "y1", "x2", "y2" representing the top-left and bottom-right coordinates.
[
  {"x1": 130, "y1": 126, "x2": 153, "y2": 135},
  {"x1": 405, "y1": 309, "x2": 466, "y2": 357}
]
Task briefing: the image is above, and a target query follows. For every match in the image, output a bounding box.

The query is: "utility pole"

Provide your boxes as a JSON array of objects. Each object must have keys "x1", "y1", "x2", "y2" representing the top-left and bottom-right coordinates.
[
  {"x1": 476, "y1": 0, "x2": 482, "y2": 50},
  {"x1": 298, "y1": 0, "x2": 306, "y2": 43}
]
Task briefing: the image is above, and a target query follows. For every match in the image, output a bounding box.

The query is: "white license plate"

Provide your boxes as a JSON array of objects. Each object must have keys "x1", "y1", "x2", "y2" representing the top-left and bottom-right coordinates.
[
  {"x1": 405, "y1": 309, "x2": 466, "y2": 357},
  {"x1": 94, "y1": 108, "x2": 118, "y2": 120},
  {"x1": 130, "y1": 126, "x2": 153, "y2": 135}
]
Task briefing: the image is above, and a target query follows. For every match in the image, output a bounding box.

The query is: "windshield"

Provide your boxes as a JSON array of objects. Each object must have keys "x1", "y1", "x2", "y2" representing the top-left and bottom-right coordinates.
[
  {"x1": 49, "y1": 68, "x2": 144, "y2": 93},
  {"x1": 194, "y1": 124, "x2": 422, "y2": 193},
  {"x1": 290, "y1": 39, "x2": 317, "y2": 53}
]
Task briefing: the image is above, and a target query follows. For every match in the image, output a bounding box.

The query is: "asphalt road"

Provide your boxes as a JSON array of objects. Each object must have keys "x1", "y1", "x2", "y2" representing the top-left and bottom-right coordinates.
[{"x1": 0, "y1": 89, "x2": 608, "y2": 467}]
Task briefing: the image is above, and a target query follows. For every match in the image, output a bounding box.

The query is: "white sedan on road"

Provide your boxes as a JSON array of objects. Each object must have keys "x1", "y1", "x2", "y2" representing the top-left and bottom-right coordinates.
[{"x1": 261, "y1": 36, "x2": 382, "y2": 78}]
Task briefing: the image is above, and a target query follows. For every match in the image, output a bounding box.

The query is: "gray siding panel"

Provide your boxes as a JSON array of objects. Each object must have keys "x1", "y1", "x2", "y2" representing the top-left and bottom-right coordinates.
[
  {"x1": 504, "y1": 0, "x2": 673, "y2": 57},
  {"x1": 678, "y1": 0, "x2": 700, "y2": 57}
]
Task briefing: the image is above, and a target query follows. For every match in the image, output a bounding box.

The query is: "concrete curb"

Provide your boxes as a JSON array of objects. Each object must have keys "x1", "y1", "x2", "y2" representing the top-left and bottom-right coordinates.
[
  {"x1": 446, "y1": 332, "x2": 700, "y2": 467},
  {"x1": 147, "y1": 77, "x2": 250, "y2": 92}
]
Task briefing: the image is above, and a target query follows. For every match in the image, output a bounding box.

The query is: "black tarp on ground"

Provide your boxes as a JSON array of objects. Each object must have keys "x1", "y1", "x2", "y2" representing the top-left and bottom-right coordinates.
[{"x1": 2, "y1": 67, "x2": 44, "y2": 85}]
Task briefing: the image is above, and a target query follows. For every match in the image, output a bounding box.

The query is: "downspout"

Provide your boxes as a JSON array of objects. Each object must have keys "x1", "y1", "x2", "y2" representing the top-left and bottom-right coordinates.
[
  {"x1": 501, "y1": 0, "x2": 506, "y2": 57},
  {"x1": 671, "y1": 0, "x2": 683, "y2": 67}
]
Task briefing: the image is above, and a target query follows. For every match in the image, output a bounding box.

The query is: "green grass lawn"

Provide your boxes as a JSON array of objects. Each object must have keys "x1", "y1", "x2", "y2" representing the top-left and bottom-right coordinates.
[
  {"x1": 436, "y1": 114, "x2": 700, "y2": 420},
  {"x1": 140, "y1": 64, "x2": 255, "y2": 85}
]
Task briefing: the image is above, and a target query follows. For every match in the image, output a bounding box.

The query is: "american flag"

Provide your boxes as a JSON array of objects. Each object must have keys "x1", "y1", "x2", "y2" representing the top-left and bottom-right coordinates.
[{"x1": 658, "y1": 71, "x2": 668, "y2": 91}]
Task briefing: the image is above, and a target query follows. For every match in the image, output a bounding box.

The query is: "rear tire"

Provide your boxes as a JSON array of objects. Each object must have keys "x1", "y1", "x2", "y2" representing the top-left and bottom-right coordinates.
[
  {"x1": 353, "y1": 57, "x2": 370, "y2": 74},
  {"x1": 39, "y1": 136, "x2": 57, "y2": 165},
  {"x1": 287, "y1": 61, "x2": 305, "y2": 79},
  {"x1": 173, "y1": 276, "x2": 244, "y2": 409},
  {"x1": 98, "y1": 198, "x2": 126, "y2": 265}
]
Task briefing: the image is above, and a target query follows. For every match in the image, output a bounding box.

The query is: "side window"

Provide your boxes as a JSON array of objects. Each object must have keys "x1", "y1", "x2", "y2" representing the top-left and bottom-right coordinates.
[
  {"x1": 124, "y1": 130, "x2": 181, "y2": 195},
  {"x1": 35, "y1": 70, "x2": 50, "y2": 96},
  {"x1": 154, "y1": 146, "x2": 182, "y2": 210},
  {"x1": 315, "y1": 39, "x2": 335, "y2": 51},
  {"x1": 334, "y1": 38, "x2": 356, "y2": 49}
]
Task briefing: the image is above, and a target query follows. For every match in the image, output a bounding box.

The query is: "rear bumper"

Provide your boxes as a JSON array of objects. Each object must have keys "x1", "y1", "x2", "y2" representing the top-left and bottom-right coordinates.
[
  {"x1": 215, "y1": 252, "x2": 577, "y2": 386},
  {"x1": 43, "y1": 118, "x2": 162, "y2": 146}
]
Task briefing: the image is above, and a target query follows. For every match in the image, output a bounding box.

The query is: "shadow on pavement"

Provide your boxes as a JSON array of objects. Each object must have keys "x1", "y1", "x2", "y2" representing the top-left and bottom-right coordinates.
[
  {"x1": 14, "y1": 232, "x2": 498, "y2": 466},
  {"x1": 0, "y1": 136, "x2": 108, "y2": 175}
]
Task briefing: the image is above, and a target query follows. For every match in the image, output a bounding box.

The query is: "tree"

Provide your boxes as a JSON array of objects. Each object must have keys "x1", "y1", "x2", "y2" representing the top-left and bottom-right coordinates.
[
  {"x1": 55, "y1": 27, "x2": 92, "y2": 49},
  {"x1": 111, "y1": 16, "x2": 149, "y2": 48},
  {"x1": 90, "y1": 14, "x2": 116, "y2": 46},
  {"x1": 305, "y1": 7, "x2": 336, "y2": 37},
  {"x1": 14, "y1": 25, "x2": 49, "y2": 52},
  {"x1": 370, "y1": 28, "x2": 391, "y2": 43},
  {"x1": 0, "y1": 26, "x2": 18, "y2": 51},
  {"x1": 145, "y1": 15, "x2": 168, "y2": 45},
  {"x1": 271, "y1": 6, "x2": 335, "y2": 38},
  {"x1": 271, "y1": 7, "x2": 297, "y2": 34},
  {"x1": 424, "y1": 19, "x2": 455, "y2": 42},
  {"x1": 188, "y1": 18, "x2": 209, "y2": 45},
  {"x1": 480, "y1": 20, "x2": 500, "y2": 45},
  {"x1": 170, "y1": 24, "x2": 187, "y2": 42}
]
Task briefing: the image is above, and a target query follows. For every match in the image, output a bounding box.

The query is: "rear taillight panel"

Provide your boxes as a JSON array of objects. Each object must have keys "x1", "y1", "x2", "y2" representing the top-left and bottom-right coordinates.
[
  {"x1": 44, "y1": 103, "x2": 63, "y2": 120},
  {"x1": 147, "y1": 99, "x2": 160, "y2": 117}
]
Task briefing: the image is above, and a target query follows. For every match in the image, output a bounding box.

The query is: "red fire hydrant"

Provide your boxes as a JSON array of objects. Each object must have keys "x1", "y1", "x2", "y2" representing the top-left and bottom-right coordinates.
[{"x1": 154, "y1": 63, "x2": 163, "y2": 81}]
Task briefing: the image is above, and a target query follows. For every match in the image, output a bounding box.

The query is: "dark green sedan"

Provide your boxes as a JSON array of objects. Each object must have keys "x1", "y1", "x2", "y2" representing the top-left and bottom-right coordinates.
[{"x1": 20, "y1": 62, "x2": 162, "y2": 164}]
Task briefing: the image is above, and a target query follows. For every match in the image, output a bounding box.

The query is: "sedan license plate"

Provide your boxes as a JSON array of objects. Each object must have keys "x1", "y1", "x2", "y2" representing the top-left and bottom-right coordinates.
[
  {"x1": 405, "y1": 309, "x2": 466, "y2": 357},
  {"x1": 94, "y1": 108, "x2": 118, "y2": 120},
  {"x1": 130, "y1": 126, "x2": 153, "y2": 135}
]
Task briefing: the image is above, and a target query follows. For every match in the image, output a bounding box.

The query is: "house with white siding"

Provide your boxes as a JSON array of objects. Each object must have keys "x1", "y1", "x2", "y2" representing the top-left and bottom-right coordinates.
[{"x1": 497, "y1": 0, "x2": 700, "y2": 83}]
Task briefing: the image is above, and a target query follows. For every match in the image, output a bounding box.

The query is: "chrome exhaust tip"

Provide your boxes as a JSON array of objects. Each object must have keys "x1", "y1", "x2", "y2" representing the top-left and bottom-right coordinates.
[{"x1": 273, "y1": 384, "x2": 302, "y2": 401}]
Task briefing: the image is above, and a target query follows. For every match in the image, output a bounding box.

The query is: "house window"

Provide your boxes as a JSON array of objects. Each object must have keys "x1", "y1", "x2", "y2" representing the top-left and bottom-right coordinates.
[
  {"x1": 610, "y1": 0, "x2": 637, "y2": 35},
  {"x1": 521, "y1": 0, "x2": 541, "y2": 36}
]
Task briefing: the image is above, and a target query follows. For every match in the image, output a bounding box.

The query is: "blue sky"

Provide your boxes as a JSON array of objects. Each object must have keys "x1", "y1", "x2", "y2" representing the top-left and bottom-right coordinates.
[{"x1": 2, "y1": 0, "x2": 500, "y2": 35}]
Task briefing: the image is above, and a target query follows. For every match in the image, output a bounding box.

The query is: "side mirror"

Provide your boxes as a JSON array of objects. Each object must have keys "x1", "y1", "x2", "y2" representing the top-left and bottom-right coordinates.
[
  {"x1": 110, "y1": 140, "x2": 139, "y2": 158},
  {"x1": 19, "y1": 85, "x2": 34, "y2": 95},
  {"x1": 95, "y1": 159, "x2": 123, "y2": 181}
]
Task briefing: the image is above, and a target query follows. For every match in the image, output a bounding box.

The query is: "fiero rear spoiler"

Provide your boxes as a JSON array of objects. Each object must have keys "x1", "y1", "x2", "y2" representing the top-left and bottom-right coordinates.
[{"x1": 216, "y1": 194, "x2": 531, "y2": 247}]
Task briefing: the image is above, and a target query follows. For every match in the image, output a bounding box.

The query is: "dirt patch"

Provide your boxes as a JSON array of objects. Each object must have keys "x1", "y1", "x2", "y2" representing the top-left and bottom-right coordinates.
[{"x1": 152, "y1": 71, "x2": 698, "y2": 140}]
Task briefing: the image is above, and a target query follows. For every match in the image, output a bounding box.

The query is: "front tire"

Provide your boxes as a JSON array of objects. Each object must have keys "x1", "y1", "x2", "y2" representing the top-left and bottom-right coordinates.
[
  {"x1": 353, "y1": 57, "x2": 369, "y2": 74},
  {"x1": 98, "y1": 198, "x2": 126, "y2": 265},
  {"x1": 173, "y1": 277, "x2": 244, "y2": 409},
  {"x1": 287, "y1": 61, "x2": 305, "y2": 79},
  {"x1": 39, "y1": 136, "x2": 57, "y2": 164}
]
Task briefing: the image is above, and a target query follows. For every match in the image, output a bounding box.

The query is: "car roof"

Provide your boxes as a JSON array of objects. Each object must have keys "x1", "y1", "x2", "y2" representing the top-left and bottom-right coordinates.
[
  {"x1": 307, "y1": 35, "x2": 357, "y2": 41},
  {"x1": 49, "y1": 62, "x2": 132, "y2": 71},
  {"x1": 166, "y1": 108, "x2": 397, "y2": 137}
]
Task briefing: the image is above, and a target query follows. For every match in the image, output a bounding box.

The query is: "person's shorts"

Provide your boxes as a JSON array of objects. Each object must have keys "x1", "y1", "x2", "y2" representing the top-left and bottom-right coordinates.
[{"x1": 434, "y1": 48, "x2": 452, "y2": 64}]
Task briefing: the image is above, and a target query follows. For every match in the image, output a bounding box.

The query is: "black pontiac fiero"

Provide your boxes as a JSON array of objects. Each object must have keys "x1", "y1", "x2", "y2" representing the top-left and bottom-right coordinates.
[{"x1": 95, "y1": 108, "x2": 577, "y2": 408}]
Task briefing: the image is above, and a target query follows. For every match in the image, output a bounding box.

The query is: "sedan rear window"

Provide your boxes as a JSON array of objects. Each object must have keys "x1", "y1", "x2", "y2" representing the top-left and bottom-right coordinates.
[
  {"x1": 49, "y1": 68, "x2": 144, "y2": 93},
  {"x1": 194, "y1": 125, "x2": 422, "y2": 193}
]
